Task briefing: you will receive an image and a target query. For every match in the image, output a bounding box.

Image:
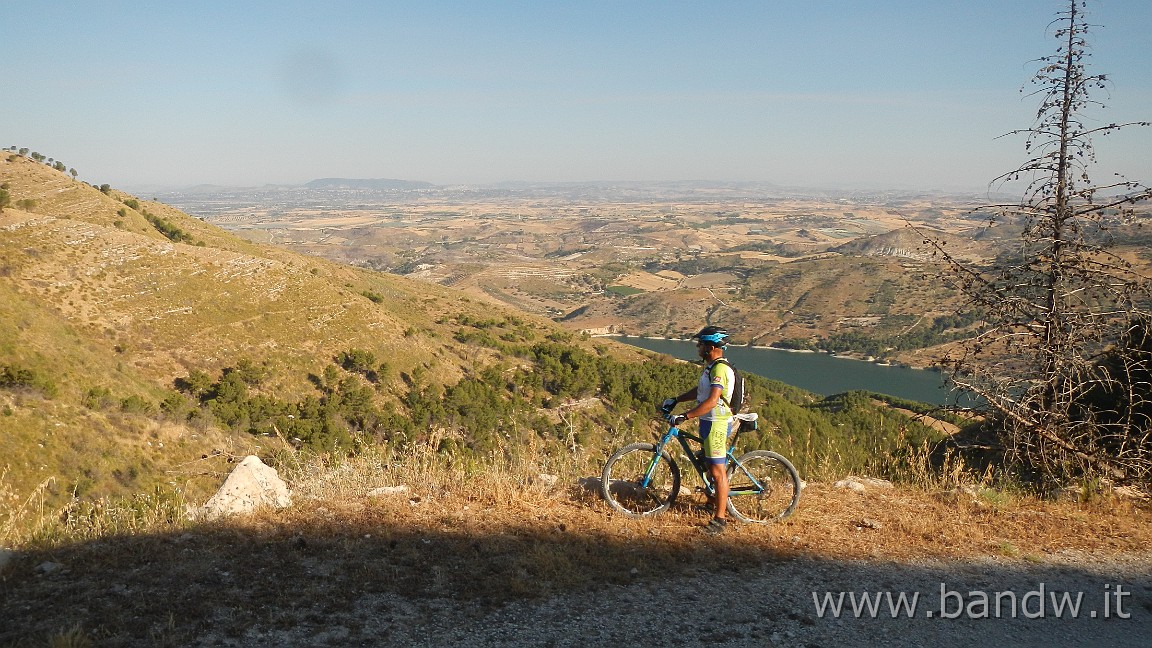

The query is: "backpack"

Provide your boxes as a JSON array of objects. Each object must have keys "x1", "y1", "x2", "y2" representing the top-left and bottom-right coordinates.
[{"x1": 709, "y1": 357, "x2": 747, "y2": 414}]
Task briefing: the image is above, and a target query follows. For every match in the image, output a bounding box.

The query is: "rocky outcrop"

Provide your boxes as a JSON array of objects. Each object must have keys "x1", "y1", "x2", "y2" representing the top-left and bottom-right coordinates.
[{"x1": 199, "y1": 455, "x2": 292, "y2": 520}]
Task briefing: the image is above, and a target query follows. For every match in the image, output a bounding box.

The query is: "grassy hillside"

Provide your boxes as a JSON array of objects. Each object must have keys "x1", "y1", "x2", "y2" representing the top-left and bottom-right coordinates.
[
  {"x1": 588, "y1": 255, "x2": 967, "y2": 348},
  {"x1": 0, "y1": 155, "x2": 608, "y2": 506}
]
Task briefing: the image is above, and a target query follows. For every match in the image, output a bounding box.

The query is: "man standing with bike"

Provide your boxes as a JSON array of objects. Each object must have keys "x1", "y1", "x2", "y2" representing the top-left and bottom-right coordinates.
[{"x1": 661, "y1": 325, "x2": 737, "y2": 535}]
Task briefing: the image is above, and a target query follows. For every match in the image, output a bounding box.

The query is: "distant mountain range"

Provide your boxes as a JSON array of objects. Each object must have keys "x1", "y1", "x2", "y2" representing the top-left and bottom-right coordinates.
[
  {"x1": 304, "y1": 178, "x2": 437, "y2": 190},
  {"x1": 133, "y1": 178, "x2": 1011, "y2": 204}
]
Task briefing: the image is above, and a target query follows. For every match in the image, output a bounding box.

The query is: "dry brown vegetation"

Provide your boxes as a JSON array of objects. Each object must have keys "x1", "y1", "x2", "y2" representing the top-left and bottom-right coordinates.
[
  {"x1": 2, "y1": 447, "x2": 1149, "y2": 646},
  {"x1": 186, "y1": 184, "x2": 1152, "y2": 366}
]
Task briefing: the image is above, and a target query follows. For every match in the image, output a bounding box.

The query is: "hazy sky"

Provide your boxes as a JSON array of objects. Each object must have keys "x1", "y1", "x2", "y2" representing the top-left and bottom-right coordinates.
[{"x1": 4, "y1": 1, "x2": 1150, "y2": 191}]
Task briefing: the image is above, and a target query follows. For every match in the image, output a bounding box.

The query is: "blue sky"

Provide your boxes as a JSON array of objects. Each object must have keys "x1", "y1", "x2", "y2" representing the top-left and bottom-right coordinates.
[{"x1": 4, "y1": 1, "x2": 1150, "y2": 191}]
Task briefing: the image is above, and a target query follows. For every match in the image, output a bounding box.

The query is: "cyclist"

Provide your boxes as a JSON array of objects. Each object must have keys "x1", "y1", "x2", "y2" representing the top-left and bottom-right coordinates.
[{"x1": 661, "y1": 325, "x2": 737, "y2": 535}]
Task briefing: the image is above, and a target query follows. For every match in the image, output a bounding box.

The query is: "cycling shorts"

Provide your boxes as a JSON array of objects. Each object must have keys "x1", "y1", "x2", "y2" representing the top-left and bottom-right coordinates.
[{"x1": 700, "y1": 417, "x2": 733, "y2": 465}]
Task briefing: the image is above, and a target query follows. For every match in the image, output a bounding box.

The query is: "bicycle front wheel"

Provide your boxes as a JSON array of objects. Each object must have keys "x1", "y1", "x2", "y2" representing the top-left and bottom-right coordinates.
[
  {"x1": 601, "y1": 442, "x2": 681, "y2": 518},
  {"x1": 726, "y1": 450, "x2": 801, "y2": 523}
]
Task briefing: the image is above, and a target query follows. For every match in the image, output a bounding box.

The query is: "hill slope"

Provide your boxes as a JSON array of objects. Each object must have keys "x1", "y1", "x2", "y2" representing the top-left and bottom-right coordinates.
[{"x1": 0, "y1": 154, "x2": 657, "y2": 506}]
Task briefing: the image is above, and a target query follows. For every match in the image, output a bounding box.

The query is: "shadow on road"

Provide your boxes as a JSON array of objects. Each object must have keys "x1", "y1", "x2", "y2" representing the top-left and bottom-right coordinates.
[{"x1": 2, "y1": 511, "x2": 1149, "y2": 647}]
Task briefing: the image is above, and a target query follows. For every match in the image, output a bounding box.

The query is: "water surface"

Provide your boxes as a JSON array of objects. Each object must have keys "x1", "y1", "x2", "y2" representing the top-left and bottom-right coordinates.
[{"x1": 614, "y1": 336, "x2": 958, "y2": 405}]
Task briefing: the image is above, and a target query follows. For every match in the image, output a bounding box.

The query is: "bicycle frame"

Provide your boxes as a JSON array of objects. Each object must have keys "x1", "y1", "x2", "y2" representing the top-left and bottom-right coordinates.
[{"x1": 641, "y1": 422, "x2": 762, "y2": 498}]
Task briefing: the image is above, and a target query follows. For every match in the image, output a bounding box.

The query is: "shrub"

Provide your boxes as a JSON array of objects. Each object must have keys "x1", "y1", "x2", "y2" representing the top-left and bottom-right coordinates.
[
  {"x1": 120, "y1": 395, "x2": 155, "y2": 415},
  {"x1": 82, "y1": 386, "x2": 115, "y2": 410},
  {"x1": 159, "y1": 390, "x2": 193, "y2": 420},
  {"x1": 336, "y1": 349, "x2": 381, "y2": 382},
  {"x1": 0, "y1": 364, "x2": 58, "y2": 398},
  {"x1": 142, "y1": 210, "x2": 194, "y2": 243}
]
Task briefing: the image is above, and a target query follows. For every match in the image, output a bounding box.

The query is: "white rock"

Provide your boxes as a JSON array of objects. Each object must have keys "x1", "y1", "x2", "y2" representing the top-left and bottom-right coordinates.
[
  {"x1": 368, "y1": 485, "x2": 410, "y2": 497},
  {"x1": 1113, "y1": 485, "x2": 1149, "y2": 501},
  {"x1": 937, "y1": 484, "x2": 981, "y2": 503},
  {"x1": 535, "y1": 473, "x2": 559, "y2": 487},
  {"x1": 200, "y1": 455, "x2": 291, "y2": 520},
  {"x1": 833, "y1": 479, "x2": 867, "y2": 493},
  {"x1": 834, "y1": 476, "x2": 893, "y2": 492}
]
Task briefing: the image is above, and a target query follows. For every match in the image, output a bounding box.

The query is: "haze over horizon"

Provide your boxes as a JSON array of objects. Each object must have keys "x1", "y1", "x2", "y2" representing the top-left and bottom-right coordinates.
[{"x1": 5, "y1": 1, "x2": 1151, "y2": 193}]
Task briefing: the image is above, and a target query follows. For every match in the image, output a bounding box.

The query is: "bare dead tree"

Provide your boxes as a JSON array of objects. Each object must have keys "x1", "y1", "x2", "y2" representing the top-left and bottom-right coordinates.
[{"x1": 923, "y1": 0, "x2": 1152, "y2": 488}]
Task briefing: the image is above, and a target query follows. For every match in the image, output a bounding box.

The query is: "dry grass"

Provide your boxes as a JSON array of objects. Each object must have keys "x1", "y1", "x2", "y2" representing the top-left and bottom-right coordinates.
[
  {"x1": 783, "y1": 483, "x2": 1151, "y2": 560},
  {"x1": 7, "y1": 438, "x2": 1149, "y2": 559},
  {"x1": 0, "y1": 469, "x2": 56, "y2": 547},
  {"x1": 275, "y1": 448, "x2": 1152, "y2": 565},
  {"x1": 290, "y1": 443, "x2": 1152, "y2": 587}
]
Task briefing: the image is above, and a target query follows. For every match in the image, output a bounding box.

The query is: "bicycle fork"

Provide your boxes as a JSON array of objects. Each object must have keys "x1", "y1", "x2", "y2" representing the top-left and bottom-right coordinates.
[{"x1": 639, "y1": 434, "x2": 674, "y2": 488}]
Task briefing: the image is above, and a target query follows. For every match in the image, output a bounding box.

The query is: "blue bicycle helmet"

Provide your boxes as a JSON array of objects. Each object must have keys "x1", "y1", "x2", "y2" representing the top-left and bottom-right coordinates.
[{"x1": 692, "y1": 325, "x2": 730, "y2": 348}]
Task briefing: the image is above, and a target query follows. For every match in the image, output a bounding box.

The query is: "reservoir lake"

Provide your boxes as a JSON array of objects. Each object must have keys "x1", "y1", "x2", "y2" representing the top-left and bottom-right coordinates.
[{"x1": 613, "y1": 336, "x2": 959, "y2": 406}]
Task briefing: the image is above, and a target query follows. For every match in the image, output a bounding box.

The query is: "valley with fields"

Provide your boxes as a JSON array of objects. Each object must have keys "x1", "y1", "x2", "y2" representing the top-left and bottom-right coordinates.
[
  {"x1": 157, "y1": 179, "x2": 1152, "y2": 368},
  {"x1": 158, "y1": 181, "x2": 1032, "y2": 366}
]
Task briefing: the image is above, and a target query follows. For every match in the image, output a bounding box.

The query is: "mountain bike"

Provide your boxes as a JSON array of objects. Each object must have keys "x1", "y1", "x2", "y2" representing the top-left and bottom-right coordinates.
[{"x1": 600, "y1": 412, "x2": 801, "y2": 523}]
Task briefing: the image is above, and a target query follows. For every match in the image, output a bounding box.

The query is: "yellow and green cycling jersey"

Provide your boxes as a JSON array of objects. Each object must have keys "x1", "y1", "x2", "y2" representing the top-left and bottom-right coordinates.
[{"x1": 697, "y1": 360, "x2": 735, "y2": 464}]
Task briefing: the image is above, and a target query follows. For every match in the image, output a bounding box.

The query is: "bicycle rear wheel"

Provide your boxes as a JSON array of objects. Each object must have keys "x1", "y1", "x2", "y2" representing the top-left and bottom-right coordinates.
[
  {"x1": 601, "y1": 442, "x2": 681, "y2": 517},
  {"x1": 726, "y1": 450, "x2": 801, "y2": 523}
]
